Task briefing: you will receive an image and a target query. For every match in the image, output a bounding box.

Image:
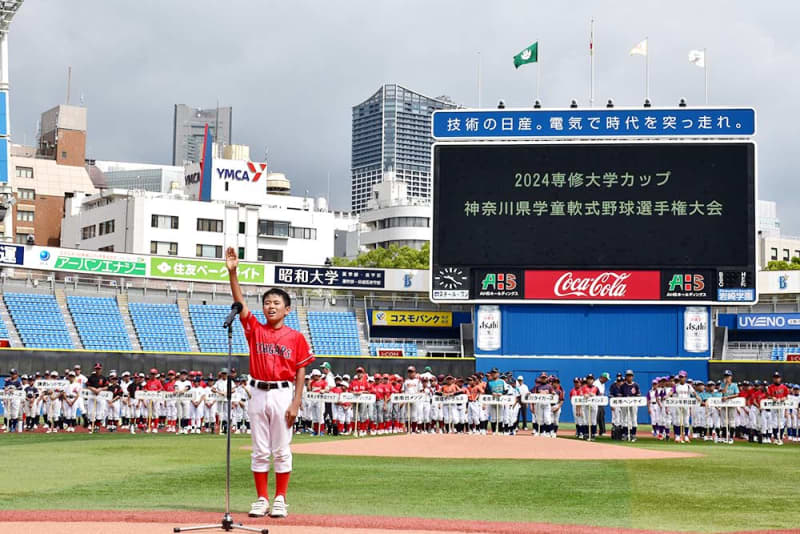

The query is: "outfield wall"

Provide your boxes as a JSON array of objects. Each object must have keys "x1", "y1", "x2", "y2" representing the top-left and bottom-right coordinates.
[{"x1": 0, "y1": 349, "x2": 475, "y2": 378}]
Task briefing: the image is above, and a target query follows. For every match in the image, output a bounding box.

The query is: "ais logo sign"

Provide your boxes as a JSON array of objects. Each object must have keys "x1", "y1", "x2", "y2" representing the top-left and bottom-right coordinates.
[
  {"x1": 475, "y1": 271, "x2": 522, "y2": 299},
  {"x1": 668, "y1": 274, "x2": 705, "y2": 292},
  {"x1": 216, "y1": 162, "x2": 267, "y2": 182},
  {"x1": 661, "y1": 270, "x2": 713, "y2": 300},
  {"x1": 482, "y1": 273, "x2": 517, "y2": 291}
]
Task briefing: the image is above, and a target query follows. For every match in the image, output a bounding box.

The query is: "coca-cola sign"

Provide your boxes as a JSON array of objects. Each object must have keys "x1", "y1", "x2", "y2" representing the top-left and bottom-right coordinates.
[{"x1": 524, "y1": 271, "x2": 661, "y2": 300}]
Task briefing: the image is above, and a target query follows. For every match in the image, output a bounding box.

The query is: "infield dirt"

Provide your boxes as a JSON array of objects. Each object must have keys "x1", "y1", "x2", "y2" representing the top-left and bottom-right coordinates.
[{"x1": 286, "y1": 433, "x2": 701, "y2": 460}]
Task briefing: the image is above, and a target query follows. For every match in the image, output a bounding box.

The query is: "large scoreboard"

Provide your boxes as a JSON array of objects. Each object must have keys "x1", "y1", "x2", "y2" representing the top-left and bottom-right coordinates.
[{"x1": 430, "y1": 110, "x2": 757, "y2": 305}]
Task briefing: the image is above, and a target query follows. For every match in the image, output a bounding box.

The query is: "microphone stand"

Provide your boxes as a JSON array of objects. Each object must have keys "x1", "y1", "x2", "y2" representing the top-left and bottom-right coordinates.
[{"x1": 174, "y1": 310, "x2": 268, "y2": 534}]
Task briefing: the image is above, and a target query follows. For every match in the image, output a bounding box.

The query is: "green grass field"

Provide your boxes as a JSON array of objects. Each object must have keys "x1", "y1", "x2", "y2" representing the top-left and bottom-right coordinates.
[{"x1": 0, "y1": 431, "x2": 797, "y2": 532}]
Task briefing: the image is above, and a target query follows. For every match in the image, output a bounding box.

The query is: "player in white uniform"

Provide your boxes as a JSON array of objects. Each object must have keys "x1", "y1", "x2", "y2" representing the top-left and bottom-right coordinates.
[
  {"x1": 173, "y1": 370, "x2": 193, "y2": 434},
  {"x1": 669, "y1": 372, "x2": 700, "y2": 443},
  {"x1": 189, "y1": 376, "x2": 206, "y2": 433},
  {"x1": 44, "y1": 371, "x2": 63, "y2": 433},
  {"x1": 213, "y1": 370, "x2": 229, "y2": 433},
  {"x1": 63, "y1": 372, "x2": 82, "y2": 432},
  {"x1": 403, "y1": 366, "x2": 423, "y2": 433}
]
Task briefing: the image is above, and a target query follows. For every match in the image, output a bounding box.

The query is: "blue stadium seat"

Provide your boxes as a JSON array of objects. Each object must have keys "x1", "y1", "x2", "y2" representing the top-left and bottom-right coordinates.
[
  {"x1": 128, "y1": 302, "x2": 191, "y2": 353},
  {"x1": 307, "y1": 311, "x2": 361, "y2": 356},
  {"x1": 4, "y1": 292, "x2": 74, "y2": 349},
  {"x1": 67, "y1": 296, "x2": 133, "y2": 351},
  {"x1": 188, "y1": 305, "x2": 302, "y2": 354}
]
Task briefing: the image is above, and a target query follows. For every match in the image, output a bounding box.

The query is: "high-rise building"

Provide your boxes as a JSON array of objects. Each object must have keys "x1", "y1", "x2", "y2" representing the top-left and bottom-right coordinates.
[
  {"x1": 172, "y1": 104, "x2": 232, "y2": 166},
  {"x1": 351, "y1": 84, "x2": 457, "y2": 214}
]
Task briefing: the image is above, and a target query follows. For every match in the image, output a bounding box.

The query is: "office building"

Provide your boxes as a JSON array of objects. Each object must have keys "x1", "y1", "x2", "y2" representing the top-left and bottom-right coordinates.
[
  {"x1": 172, "y1": 104, "x2": 232, "y2": 166},
  {"x1": 350, "y1": 84, "x2": 456, "y2": 214}
]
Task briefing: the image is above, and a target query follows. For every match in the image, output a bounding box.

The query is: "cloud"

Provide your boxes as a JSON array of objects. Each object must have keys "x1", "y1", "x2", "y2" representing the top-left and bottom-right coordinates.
[{"x1": 8, "y1": 0, "x2": 800, "y2": 231}]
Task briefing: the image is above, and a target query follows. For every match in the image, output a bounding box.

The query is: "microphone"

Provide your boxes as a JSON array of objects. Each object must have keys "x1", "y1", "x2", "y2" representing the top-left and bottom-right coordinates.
[{"x1": 222, "y1": 302, "x2": 243, "y2": 328}]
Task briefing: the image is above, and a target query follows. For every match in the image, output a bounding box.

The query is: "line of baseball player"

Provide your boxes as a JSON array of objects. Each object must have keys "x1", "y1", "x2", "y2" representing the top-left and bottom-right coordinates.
[
  {"x1": 0, "y1": 364, "x2": 254, "y2": 435},
  {"x1": 4, "y1": 364, "x2": 798, "y2": 446},
  {"x1": 298, "y1": 365, "x2": 564, "y2": 437}
]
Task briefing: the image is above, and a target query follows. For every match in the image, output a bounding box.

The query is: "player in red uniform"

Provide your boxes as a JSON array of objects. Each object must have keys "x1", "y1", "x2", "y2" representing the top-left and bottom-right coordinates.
[
  {"x1": 227, "y1": 247, "x2": 314, "y2": 519},
  {"x1": 767, "y1": 371, "x2": 790, "y2": 445}
]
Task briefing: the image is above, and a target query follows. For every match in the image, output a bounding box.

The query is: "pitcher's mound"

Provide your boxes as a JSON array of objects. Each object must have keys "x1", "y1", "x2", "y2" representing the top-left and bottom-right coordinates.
[{"x1": 291, "y1": 434, "x2": 700, "y2": 461}]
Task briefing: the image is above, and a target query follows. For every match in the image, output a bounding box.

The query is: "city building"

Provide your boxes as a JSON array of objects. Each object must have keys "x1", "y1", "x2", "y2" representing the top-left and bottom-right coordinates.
[
  {"x1": 172, "y1": 104, "x2": 232, "y2": 166},
  {"x1": 61, "y1": 156, "x2": 356, "y2": 265},
  {"x1": 358, "y1": 175, "x2": 431, "y2": 251},
  {"x1": 350, "y1": 84, "x2": 457, "y2": 214},
  {"x1": 92, "y1": 160, "x2": 185, "y2": 194},
  {"x1": 37, "y1": 104, "x2": 87, "y2": 167},
  {"x1": 3, "y1": 103, "x2": 99, "y2": 246},
  {"x1": 757, "y1": 200, "x2": 800, "y2": 268}
]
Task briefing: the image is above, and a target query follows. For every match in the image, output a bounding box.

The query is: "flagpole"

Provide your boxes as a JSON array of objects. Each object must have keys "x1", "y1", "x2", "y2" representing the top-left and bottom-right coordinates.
[
  {"x1": 704, "y1": 47, "x2": 709, "y2": 105},
  {"x1": 589, "y1": 19, "x2": 595, "y2": 107},
  {"x1": 536, "y1": 42, "x2": 541, "y2": 101},
  {"x1": 477, "y1": 51, "x2": 482, "y2": 107},
  {"x1": 645, "y1": 37, "x2": 649, "y2": 100}
]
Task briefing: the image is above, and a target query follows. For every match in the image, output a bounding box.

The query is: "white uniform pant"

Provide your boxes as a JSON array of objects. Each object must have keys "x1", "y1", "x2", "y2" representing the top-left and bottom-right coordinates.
[
  {"x1": 468, "y1": 402, "x2": 481, "y2": 425},
  {"x1": 504, "y1": 404, "x2": 520, "y2": 426},
  {"x1": 166, "y1": 399, "x2": 178, "y2": 420},
  {"x1": 62, "y1": 399, "x2": 77, "y2": 419},
  {"x1": 249, "y1": 386, "x2": 294, "y2": 473},
  {"x1": 190, "y1": 404, "x2": 204, "y2": 427},
  {"x1": 4, "y1": 398, "x2": 21, "y2": 419},
  {"x1": 47, "y1": 399, "x2": 62, "y2": 421},
  {"x1": 621, "y1": 405, "x2": 638, "y2": 428},
  {"x1": 107, "y1": 400, "x2": 121, "y2": 421},
  {"x1": 534, "y1": 403, "x2": 553, "y2": 429},
  {"x1": 86, "y1": 397, "x2": 105, "y2": 421}
]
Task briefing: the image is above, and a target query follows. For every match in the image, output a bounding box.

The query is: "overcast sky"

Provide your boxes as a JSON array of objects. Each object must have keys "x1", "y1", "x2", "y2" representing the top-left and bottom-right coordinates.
[{"x1": 9, "y1": 1, "x2": 800, "y2": 231}]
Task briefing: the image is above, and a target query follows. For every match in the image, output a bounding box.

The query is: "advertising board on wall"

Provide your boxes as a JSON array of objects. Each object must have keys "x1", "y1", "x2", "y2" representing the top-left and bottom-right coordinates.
[
  {"x1": 371, "y1": 310, "x2": 452, "y2": 328},
  {"x1": 19, "y1": 246, "x2": 426, "y2": 293}
]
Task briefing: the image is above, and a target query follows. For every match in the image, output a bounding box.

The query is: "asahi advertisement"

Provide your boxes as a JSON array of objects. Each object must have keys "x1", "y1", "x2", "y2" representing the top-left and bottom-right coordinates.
[
  {"x1": 476, "y1": 305, "x2": 501, "y2": 351},
  {"x1": 683, "y1": 306, "x2": 709, "y2": 353}
]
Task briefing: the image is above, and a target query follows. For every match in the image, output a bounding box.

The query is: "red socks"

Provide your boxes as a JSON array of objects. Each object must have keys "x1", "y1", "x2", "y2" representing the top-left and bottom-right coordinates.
[
  {"x1": 275, "y1": 472, "x2": 290, "y2": 498},
  {"x1": 253, "y1": 471, "x2": 268, "y2": 499}
]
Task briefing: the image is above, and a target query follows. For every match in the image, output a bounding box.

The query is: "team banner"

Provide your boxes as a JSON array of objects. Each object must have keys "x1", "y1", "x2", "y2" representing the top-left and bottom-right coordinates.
[
  {"x1": 479, "y1": 394, "x2": 516, "y2": 406},
  {"x1": 34, "y1": 379, "x2": 69, "y2": 391},
  {"x1": 571, "y1": 395, "x2": 609, "y2": 406},
  {"x1": 609, "y1": 397, "x2": 648, "y2": 407},
  {"x1": 0, "y1": 390, "x2": 25, "y2": 400},
  {"x1": 760, "y1": 398, "x2": 798, "y2": 410},
  {"x1": 522, "y1": 393, "x2": 558, "y2": 404},
  {"x1": 371, "y1": 310, "x2": 452, "y2": 328},
  {"x1": 390, "y1": 393, "x2": 427, "y2": 403},
  {"x1": 431, "y1": 394, "x2": 468, "y2": 406},
  {"x1": 663, "y1": 398, "x2": 699, "y2": 407},
  {"x1": 706, "y1": 397, "x2": 746, "y2": 408}
]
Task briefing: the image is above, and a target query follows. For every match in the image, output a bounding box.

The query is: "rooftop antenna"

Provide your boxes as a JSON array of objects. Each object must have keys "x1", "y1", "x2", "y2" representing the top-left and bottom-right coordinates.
[{"x1": 66, "y1": 66, "x2": 71, "y2": 105}]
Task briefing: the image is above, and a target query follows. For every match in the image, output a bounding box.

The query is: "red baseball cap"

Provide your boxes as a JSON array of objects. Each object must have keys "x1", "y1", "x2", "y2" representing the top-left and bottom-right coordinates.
[
  {"x1": 149, "y1": 368, "x2": 158, "y2": 374},
  {"x1": 167, "y1": 369, "x2": 176, "y2": 375},
  {"x1": 373, "y1": 373, "x2": 381, "y2": 379}
]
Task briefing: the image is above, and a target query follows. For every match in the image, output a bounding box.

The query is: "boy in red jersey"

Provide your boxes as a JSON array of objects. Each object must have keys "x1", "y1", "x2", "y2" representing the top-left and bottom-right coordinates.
[{"x1": 226, "y1": 247, "x2": 314, "y2": 519}]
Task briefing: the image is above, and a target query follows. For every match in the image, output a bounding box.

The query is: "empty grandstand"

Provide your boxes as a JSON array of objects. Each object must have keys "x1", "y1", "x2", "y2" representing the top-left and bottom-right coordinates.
[
  {"x1": 67, "y1": 296, "x2": 132, "y2": 351},
  {"x1": 189, "y1": 304, "x2": 301, "y2": 353},
  {"x1": 307, "y1": 311, "x2": 361, "y2": 356},
  {"x1": 128, "y1": 302, "x2": 191, "y2": 353},
  {"x1": 4, "y1": 292, "x2": 74, "y2": 349}
]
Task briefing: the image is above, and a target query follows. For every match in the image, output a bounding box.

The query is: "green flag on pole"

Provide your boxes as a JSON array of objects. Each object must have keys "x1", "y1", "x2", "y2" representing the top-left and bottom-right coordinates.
[{"x1": 513, "y1": 41, "x2": 538, "y2": 69}]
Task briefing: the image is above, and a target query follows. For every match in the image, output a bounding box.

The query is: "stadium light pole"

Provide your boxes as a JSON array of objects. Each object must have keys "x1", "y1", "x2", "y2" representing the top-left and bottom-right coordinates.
[{"x1": 0, "y1": 1, "x2": 24, "y2": 243}]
